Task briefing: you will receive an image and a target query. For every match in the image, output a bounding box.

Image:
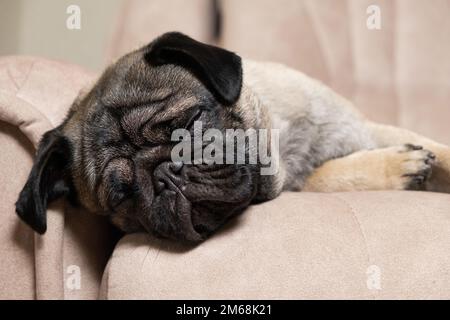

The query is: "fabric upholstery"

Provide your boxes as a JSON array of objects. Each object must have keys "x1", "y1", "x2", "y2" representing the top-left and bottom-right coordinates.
[
  {"x1": 0, "y1": 120, "x2": 36, "y2": 299},
  {"x1": 0, "y1": 56, "x2": 117, "y2": 299},
  {"x1": 101, "y1": 191, "x2": 450, "y2": 299},
  {"x1": 106, "y1": 0, "x2": 214, "y2": 62}
]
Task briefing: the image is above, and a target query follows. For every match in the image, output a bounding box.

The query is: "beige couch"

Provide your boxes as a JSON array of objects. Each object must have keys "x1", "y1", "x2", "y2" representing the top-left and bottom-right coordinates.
[{"x1": 1, "y1": 0, "x2": 450, "y2": 299}]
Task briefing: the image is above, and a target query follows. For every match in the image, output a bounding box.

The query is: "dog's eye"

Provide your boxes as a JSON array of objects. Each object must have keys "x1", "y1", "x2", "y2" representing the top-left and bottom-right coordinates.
[
  {"x1": 109, "y1": 191, "x2": 126, "y2": 209},
  {"x1": 100, "y1": 158, "x2": 135, "y2": 210},
  {"x1": 108, "y1": 183, "x2": 135, "y2": 210},
  {"x1": 184, "y1": 108, "x2": 204, "y2": 129},
  {"x1": 142, "y1": 119, "x2": 174, "y2": 146},
  {"x1": 151, "y1": 119, "x2": 174, "y2": 132}
]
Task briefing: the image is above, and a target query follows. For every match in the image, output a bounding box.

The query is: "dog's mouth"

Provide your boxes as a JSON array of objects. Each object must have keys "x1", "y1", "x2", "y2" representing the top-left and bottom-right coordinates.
[{"x1": 138, "y1": 162, "x2": 257, "y2": 242}]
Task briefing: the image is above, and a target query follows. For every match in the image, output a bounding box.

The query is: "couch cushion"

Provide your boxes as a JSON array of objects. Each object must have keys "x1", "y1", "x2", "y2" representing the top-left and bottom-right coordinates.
[{"x1": 100, "y1": 191, "x2": 450, "y2": 299}]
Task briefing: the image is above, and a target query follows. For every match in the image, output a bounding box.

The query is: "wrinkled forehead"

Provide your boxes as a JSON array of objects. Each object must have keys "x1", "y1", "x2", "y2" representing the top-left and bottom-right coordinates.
[
  {"x1": 96, "y1": 50, "x2": 210, "y2": 109},
  {"x1": 82, "y1": 51, "x2": 216, "y2": 146},
  {"x1": 74, "y1": 50, "x2": 219, "y2": 193}
]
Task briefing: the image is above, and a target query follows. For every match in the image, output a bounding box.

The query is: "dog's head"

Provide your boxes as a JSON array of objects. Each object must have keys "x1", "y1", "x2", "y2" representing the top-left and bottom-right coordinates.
[{"x1": 16, "y1": 32, "x2": 261, "y2": 242}]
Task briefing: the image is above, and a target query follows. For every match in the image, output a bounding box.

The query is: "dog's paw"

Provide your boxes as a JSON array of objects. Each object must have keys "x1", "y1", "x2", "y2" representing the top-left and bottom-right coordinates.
[{"x1": 387, "y1": 144, "x2": 436, "y2": 190}]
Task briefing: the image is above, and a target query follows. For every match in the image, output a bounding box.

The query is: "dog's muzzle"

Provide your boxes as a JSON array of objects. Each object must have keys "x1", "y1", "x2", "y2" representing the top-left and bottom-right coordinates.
[{"x1": 137, "y1": 161, "x2": 257, "y2": 242}]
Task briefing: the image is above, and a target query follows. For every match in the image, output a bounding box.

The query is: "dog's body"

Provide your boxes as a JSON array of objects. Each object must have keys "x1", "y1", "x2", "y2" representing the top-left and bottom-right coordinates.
[
  {"x1": 243, "y1": 60, "x2": 375, "y2": 195},
  {"x1": 243, "y1": 60, "x2": 450, "y2": 195},
  {"x1": 16, "y1": 32, "x2": 450, "y2": 242}
]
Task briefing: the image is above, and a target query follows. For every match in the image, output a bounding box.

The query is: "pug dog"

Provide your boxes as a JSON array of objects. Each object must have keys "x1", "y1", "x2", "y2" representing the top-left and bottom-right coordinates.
[{"x1": 16, "y1": 32, "x2": 450, "y2": 242}]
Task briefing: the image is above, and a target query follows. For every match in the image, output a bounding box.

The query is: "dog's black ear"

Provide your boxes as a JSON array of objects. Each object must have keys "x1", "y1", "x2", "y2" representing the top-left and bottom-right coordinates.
[
  {"x1": 15, "y1": 128, "x2": 72, "y2": 234},
  {"x1": 145, "y1": 32, "x2": 242, "y2": 105}
]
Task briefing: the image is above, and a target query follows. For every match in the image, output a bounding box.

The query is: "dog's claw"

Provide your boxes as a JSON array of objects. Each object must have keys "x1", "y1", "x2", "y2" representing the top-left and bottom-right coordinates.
[{"x1": 397, "y1": 144, "x2": 434, "y2": 190}]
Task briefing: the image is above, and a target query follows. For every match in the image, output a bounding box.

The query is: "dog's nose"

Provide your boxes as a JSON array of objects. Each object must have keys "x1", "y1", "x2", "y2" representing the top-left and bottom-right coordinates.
[{"x1": 153, "y1": 161, "x2": 185, "y2": 194}]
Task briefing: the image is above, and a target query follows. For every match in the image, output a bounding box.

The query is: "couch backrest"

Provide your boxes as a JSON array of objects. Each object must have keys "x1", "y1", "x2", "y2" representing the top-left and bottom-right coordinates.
[{"x1": 107, "y1": 0, "x2": 450, "y2": 145}]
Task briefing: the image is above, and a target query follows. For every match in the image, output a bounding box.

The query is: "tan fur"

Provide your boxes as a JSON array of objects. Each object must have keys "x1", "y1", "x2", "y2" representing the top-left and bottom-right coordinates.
[
  {"x1": 304, "y1": 145, "x2": 434, "y2": 192},
  {"x1": 303, "y1": 123, "x2": 450, "y2": 193},
  {"x1": 367, "y1": 122, "x2": 450, "y2": 193}
]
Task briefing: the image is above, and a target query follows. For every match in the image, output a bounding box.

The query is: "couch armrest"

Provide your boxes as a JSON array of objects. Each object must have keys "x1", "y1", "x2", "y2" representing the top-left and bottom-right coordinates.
[
  {"x1": 100, "y1": 191, "x2": 450, "y2": 299},
  {"x1": 0, "y1": 56, "x2": 116, "y2": 299}
]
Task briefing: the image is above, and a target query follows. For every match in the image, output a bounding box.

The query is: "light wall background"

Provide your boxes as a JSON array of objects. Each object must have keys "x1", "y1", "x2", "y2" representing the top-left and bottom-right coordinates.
[{"x1": 0, "y1": 0, "x2": 123, "y2": 71}]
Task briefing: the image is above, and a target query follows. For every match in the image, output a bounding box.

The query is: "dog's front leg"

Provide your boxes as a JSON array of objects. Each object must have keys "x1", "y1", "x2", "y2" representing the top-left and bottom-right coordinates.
[{"x1": 303, "y1": 144, "x2": 436, "y2": 192}]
